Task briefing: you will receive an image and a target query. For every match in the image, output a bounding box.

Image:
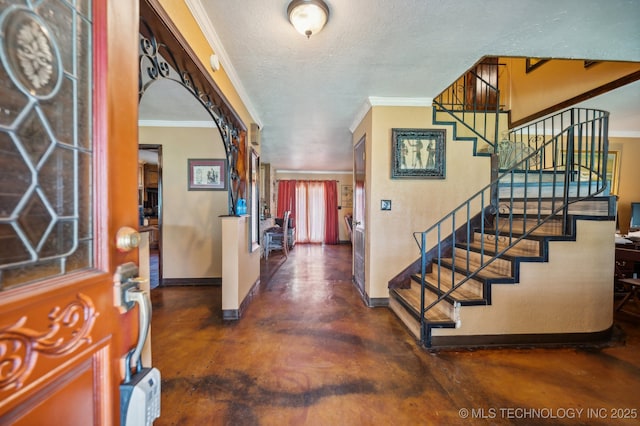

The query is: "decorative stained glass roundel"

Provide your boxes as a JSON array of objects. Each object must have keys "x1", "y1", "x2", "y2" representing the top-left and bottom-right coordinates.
[{"x1": 1, "y1": 8, "x2": 62, "y2": 100}]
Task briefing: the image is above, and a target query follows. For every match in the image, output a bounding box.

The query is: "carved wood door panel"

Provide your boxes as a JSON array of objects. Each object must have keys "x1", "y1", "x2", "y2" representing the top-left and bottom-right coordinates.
[{"x1": 0, "y1": 1, "x2": 139, "y2": 424}]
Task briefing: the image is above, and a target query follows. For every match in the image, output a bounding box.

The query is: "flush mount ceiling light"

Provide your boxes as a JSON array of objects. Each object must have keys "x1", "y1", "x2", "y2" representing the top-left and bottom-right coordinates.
[{"x1": 287, "y1": 0, "x2": 329, "y2": 38}]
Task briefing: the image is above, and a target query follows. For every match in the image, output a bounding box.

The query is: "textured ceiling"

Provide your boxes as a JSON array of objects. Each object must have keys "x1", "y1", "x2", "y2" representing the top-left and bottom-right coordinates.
[{"x1": 139, "y1": 0, "x2": 640, "y2": 172}]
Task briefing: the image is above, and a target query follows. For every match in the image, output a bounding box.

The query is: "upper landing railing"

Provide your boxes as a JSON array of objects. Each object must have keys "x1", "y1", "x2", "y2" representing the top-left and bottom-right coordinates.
[{"x1": 433, "y1": 63, "x2": 504, "y2": 152}]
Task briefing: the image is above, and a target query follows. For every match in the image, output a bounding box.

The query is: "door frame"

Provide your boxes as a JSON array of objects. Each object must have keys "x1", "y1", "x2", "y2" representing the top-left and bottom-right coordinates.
[
  {"x1": 138, "y1": 144, "x2": 163, "y2": 287},
  {"x1": 353, "y1": 135, "x2": 366, "y2": 302}
]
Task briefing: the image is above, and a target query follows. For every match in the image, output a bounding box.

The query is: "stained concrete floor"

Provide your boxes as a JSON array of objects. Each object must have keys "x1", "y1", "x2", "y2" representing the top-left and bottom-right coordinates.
[{"x1": 151, "y1": 244, "x2": 640, "y2": 425}]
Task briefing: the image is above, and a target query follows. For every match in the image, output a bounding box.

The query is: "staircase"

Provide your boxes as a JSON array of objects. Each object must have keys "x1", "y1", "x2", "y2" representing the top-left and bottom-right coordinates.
[
  {"x1": 389, "y1": 194, "x2": 613, "y2": 348},
  {"x1": 388, "y1": 69, "x2": 615, "y2": 349}
]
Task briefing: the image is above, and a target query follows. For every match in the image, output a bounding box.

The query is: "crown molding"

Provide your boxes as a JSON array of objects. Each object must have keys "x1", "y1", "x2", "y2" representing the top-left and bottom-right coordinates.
[
  {"x1": 609, "y1": 130, "x2": 640, "y2": 138},
  {"x1": 349, "y1": 97, "x2": 433, "y2": 132},
  {"x1": 368, "y1": 96, "x2": 433, "y2": 107},
  {"x1": 349, "y1": 99, "x2": 373, "y2": 133},
  {"x1": 139, "y1": 120, "x2": 217, "y2": 128},
  {"x1": 184, "y1": 0, "x2": 263, "y2": 129}
]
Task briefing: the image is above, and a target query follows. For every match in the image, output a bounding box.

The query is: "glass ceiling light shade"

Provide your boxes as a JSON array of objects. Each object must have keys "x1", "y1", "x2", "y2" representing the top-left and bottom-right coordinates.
[{"x1": 287, "y1": 0, "x2": 329, "y2": 38}]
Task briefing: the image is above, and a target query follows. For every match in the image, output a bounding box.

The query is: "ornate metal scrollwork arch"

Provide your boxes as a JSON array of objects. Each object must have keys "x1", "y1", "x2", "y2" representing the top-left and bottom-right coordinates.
[{"x1": 138, "y1": 5, "x2": 246, "y2": 215}]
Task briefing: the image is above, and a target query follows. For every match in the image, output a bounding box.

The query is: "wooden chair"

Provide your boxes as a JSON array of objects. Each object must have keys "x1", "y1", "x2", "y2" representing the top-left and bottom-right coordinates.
[
  {"x1": 264, "y1": 211, "x2": 290, "y2": 259},
  {"x1": 344, "y1": 214, "x2": 353, "y2": 241}
]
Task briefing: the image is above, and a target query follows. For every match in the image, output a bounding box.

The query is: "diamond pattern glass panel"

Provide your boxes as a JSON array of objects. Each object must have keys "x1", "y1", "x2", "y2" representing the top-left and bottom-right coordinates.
[
  {"x1": 41, "y1": 75, "x2": 74, "y2": 145},
  {"x1": 77, "y1": 17, "x2": 91, "y2": 149},
  {"x1": 36, "y1": 0, "x2": 73, "y2": 75},
  {"x1": 16, "y1": 107, "x2": 54, "y2": 167},
  {"x1": 0, "y1": 1, "x2": 27, "y2": 10},
  {"x1": 0, "y1": 224, "x2": 30, "y2": 268},
  {"x1": 40, "y1": 220, "x2": 74, "y2": 258},
  {"x1": 77, "y1": 151, "x2": 92, "y2": 239},
  {"x1": 0, "y1": 2, "x2": 93, "y2": 290},
  {"x1": 77, "y1": 1, "x2": 91, "y2": 18},
  {"x1": 0, "y1": 64, "x2": 28, "y2": 126},
  {"x1": 18, "y1": 193, "x2": 52, "y2": 248},
  {"x1": 0, "y1": 133, "x2": 31, "y2": 216},
  {"x1": 40, "y1": 145, "x2": 75, "y2": 217},
  {"x1": 66, "y1": 239, "x2": 91, "y2": 274},
  {"x1": 1, "y1": 258, "x2": 60, "y2": 290}
]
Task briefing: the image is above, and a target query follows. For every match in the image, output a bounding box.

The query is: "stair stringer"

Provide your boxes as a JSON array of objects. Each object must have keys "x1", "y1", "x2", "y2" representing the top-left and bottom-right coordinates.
[
  {"x1": 428, "y1": 217, "x2": 616, "y2": 348},
  {"x1": 463, "y1": 213, "x2": 607, "y2": 306}
]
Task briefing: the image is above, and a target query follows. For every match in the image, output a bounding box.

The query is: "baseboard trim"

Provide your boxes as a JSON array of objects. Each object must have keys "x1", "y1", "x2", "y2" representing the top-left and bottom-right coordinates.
[
  {"x1": 222, "y1": 309, "x2": 240, "y2": 320},
  {"x1": 368, "y1": 297, "x2": 389, "y2": 307},
  {"x1": 429, "y1": 326, "x2": 616, "y2": 350},
  {"x1": 222, "y1": 278, "x2": 260, "y2": 321},
  {"x1": 351, "y1": 276, "x2": 388, "y2": 307},
  {"x1": 161, "y1": 277, "x2": 221, "y2": 286}
]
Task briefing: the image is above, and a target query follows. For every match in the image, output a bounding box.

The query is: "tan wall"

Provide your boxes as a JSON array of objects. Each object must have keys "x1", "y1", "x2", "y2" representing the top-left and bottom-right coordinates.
[
  {"x1": 504, "y1": 57, "x2": 640, "y2": 124},
  {"x1": 139, "y1": 126, "x2": 227, "y2": 279},
  {"x1": 221, "y1": 216, "x2": 261, "y2": 311},
  {"x1": 433, "y1": 220, "x2": 615, "y2": 337},
  {"x1": 275, "y1": 171, "x2": 353, "y2": 242},
  {"x1": 610, "y1": 136, "x2": 640, "y2": 233},
  {"x1": 353, "y1": 106, "x2": 492, "y2": 300}
]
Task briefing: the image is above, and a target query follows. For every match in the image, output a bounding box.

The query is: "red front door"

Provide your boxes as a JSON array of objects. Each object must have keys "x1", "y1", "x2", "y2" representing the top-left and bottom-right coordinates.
[{"x1": 0, "y1": 1, "x2": 140, "y2": 424}]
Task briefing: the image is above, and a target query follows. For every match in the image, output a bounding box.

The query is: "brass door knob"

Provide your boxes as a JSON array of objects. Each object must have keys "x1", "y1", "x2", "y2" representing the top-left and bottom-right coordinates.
[{"x1": 116, "y1": 226, "x2": 141, "y2": 252}]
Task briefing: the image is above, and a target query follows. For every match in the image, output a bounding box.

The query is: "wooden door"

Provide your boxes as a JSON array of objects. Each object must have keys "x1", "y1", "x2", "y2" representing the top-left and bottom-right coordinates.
[
  {"x1": 465, "y1": 57, "x2": 499, "y2": 110},
  {"x1": 0, "y1": 1, "x2": 140, "y2": 424},
  {"x1": 353, "y1": 136, "x2": 366, "y2": 296}
]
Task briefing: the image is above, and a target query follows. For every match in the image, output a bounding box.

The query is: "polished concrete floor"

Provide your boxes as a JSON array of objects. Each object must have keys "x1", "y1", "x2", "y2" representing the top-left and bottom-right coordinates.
[{"x1": 150, "y1": 244, "x2": 640, "y2": 425}]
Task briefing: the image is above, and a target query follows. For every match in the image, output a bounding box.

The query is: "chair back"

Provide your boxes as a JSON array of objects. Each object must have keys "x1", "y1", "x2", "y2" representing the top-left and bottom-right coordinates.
[{"x1": 282, "y1": 211, "x2": 290, "y2": 256}]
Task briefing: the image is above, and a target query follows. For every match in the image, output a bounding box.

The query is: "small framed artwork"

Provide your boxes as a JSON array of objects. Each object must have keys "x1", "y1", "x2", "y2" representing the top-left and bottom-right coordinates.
[
  {"x1": 341, "y1": 185, "x2": 353, "y2": 208},
  {"x1": 187, "y1": 158, "x2": 227, "y2": 191},
  {"x1": 391, "y1": 128, "x2": 446, "y2": 179},
  {"x1": 381, "y1": 199, "x2": 392, "y2": 211}
]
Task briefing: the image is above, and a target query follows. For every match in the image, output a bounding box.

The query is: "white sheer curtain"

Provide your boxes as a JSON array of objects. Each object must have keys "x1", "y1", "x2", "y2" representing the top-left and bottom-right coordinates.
[{"x1": 295, "y1": 181, "x2": 326, "y2": 243}]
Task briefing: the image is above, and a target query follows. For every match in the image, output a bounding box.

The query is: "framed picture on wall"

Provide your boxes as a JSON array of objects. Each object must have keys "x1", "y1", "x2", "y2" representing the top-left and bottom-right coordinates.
[
  {"x1": 188, "y1": 158, "x2": 227, "y2": 191},
  {"x1": 566, "y1": 150, "x2": 620, "y2": 195},
  {"x1": 391, "y1": 128, "x2": 446, "y2": 179},
  {"x1": 341, "y1": 185, "x2": 353, "y2": 208}
]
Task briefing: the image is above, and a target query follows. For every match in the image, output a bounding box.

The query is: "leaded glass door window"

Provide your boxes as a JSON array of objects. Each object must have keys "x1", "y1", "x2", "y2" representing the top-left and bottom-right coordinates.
[{"x1": 0, "y1": 1, "x2": 93, "y2": 290}]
